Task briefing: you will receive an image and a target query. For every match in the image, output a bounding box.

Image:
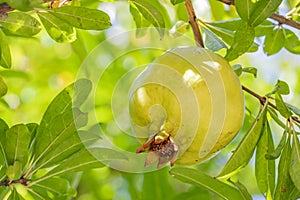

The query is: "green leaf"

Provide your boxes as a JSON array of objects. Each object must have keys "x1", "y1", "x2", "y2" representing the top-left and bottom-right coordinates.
[
  {"x1": 265, "y1": 130, "x2": 286, "y2": 160},
  {"x1": 218, "y1": 104, "x2": 268, "y2": 178},
  {"x1": 6, "y1": 0, "x2": 42, "y2": 11},
  {"x1": 0, "y1": 76, "x2": 7, "y2": 98},
  {"x1": 255, "y1": 121, "x2": 275, "y2": 197},
  {"x1": 14, "y1": 183, "x2": 35, "y2": 200},
  {"x1": 233, "y1": 64, "x2": 242, "y2": 76},
  {"x1": 275, "y1": 80, "x2": 290, "y2": 95},
  {"x1": 255, "y1": 20, "x2": 274, "y2": 37},
  {"x1": 201, "y1": 26, "x2": 227, "y2": 51},
  {"x1": 169, "y1": 20, "x2": 189, "y2": 38},
  {"x1": 30, "y1": 177, "x2": 70, "y2": 199},
  {"x1": 31, "y1": 80, "x2": 89, "y2": 172},
  {"x1": 290, "y1": 131, "x2": 300, "y2": 191},
  {"x1": 170, "y1": 0, "x2": 184, "y2": 5},
  {"x1": 0, "y1": 30, "x2": 11, "y2": 68},
  {"x1": 263, "y1": 28, "x2": 284, "y2": 55},
  {"x1": 283, "y1": 28, "x2": 300, "y2": 54},
  {"x1": 242, "y1": 67, "x2": 257, "y2": 78},
  {"x1": 170, "y1": 168, "x2": 246, "y2": 200},
  {"x1": 130, "y1": 0, "x2": 166, "y2": 38},
  {"x1": 225, "y1": 21, "x2": 255, "y2": 61},
  {"x1": 37, "y1": 11, "x2": 76, "y2": 43},
  {"x1": 0, "y1": 70, "x2": 30, "y2": 80},
  {"x1": 0, "y1": 118, "x2": 8, "y2": 166},
  {"x1": 129, "y1": 3, "x2": 151, "y2": 37},
  {"x1": 0, "y1": 12, "x2": 41, "y2": 37},
  {"x1": 49, "y1": 6, "x2": 111, "y2": 30},
  {"x1": 5, "y1": 124, "x2": 31, "y2": 166},
  {"x1": 286, "y1": 103, "x2": 300, "y2": 117},
  {"x1": 274, "y1": 138, "x2": 293, "y2": 199},
  {"x1": 208, "y1": 19, "x2": 243, "y2": 31},
  {"x1": 275, "y1": 92, "x2": 292, "y2": 118},
  {"x1": 6, "y1": 161, "x2": 22, "y2": 180},
  {"x1": 228, "y1": 179, "x2": 252, "y2": 200},
  {"x1": 236, "y1": 0, "x2": 283, "y2": 27}
]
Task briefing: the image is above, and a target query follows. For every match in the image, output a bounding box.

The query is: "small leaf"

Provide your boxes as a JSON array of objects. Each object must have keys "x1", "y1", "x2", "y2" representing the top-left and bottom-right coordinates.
[
  {"x1": 265, "y1": 130, "x2": 286, "y2": 160},
  {"x1": 225, "y1": 21, "x2": 255, "y2": 61},
  {"x1": 218, "y1": 105, "x2": 268, "y2": 178},
  {"x1": 208, "y1": 19, "x2": 243, "y2": 31},
  {"x1": 267, "y1": 107, "x2": 286, "y2": 128},
  {"x1": 274, "y1": 138, "x2": 293, "y2": 199},
  {"x1": 14, "y1": 183, "x2": 34, "y2": 200},
  {"x1": 0, "y1": 12, "x2": 41, "y2": 37},
  {"x1": 255, "y1": 121, "x2": 275, "y2": 197},
  {"x1": 6, "y1": 0, "x2": 42, "y2": 11},
  {"x1": 275, "y1": 92, "x2": 292, "y2": 118},
  {"x1": 0, "y1": 30, "x2": 11, "y2": 68},
  {"x1": 242, "y1": 67, "x2": 257, "y2": 78},
  {"x1": 169, "y1": 20, "x2": 189, "y2": 38},
  {"x1": 130, "y1": 0, "x2": 166, "y2": 38},
  {"x1": 235, "y1": 0, "x2": 255, "y2": 22},
  {"x1": 263, "y1": 28, "x2": 284, "y2": 56},
  {"x1": 170, "y1": 168, "x2": 245, "y2": 200},
  {"x1": 275, "y1": 80, "x2": 290, "y2": 95},
  {"x1": 283, "y1": 28, "x2": 300, "y2": 54},
  {"x1": 5, "y1": 124, "x2": 31, "y2": 166},
  {"x1": 201, "y1": 26, "x2": 227, "y2": 51},
  {"x1": 49, "y1": 6, "x2": 111, "y2": 30},
  {"x1": 37, "y1": 11, "x2": 76, "y2": 43},
  {"x1": 0, "y1": 76, "x2": 7, "y2": 98},
  {"x1": 255, "y1": 20, "x2": 274, "y2": 37},
  {"x1": 233, "y1": 64, "x2": 242, "y2": 76},
  {"x1": 290, "y1": 131, "x2": 300, "y2": 191},
  {"x1": 286, "y1": 103, "x2": 300, "y2": 117},
  {"x1": 170, "y1": 0, "x2": 185, "y2": 5},
  {"x1": 6, "y1": 161, "x2": 22, "y2": 180}
]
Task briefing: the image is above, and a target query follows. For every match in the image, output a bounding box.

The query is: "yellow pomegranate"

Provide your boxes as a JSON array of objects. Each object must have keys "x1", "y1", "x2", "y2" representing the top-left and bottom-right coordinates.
[{"x1": 129, "y1": 47, "x2": 244, "y2": 168}]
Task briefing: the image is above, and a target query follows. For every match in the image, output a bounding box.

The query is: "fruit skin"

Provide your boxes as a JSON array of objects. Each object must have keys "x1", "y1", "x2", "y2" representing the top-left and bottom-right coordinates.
[{"x1": 129, "y1": 46, "x2": 244, "y2": 165}]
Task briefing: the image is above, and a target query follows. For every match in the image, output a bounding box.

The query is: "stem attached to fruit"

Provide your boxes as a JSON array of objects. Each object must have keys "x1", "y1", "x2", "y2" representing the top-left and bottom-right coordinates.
[{"x1": 185, "y1": 0, "x2": 204, "y2": 48}]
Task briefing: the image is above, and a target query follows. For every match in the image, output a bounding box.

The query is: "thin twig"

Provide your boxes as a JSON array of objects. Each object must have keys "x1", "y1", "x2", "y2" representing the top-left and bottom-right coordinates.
[
  {"x1": 242, "y1": 85, "x2": 300, "y2": 124},
  {"x1": 217, "y1": 0, "x2": 300, "y2": 30},
  {"x1": 185, "y1": 0, "x2": 204, "y2": 47}
]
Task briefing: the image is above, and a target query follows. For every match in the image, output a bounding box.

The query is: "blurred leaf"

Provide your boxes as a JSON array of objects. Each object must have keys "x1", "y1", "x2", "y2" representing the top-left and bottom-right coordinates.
[
  {"x1": 265, "y1": 129, "x2": 286, "y2": 160},
  {"x1": 233, "y1": 64, "x2": 242, "y2": 76},
  {"x1": 5, "y1": 124, "x2": 31, "y2": 166},
  {"x1": 263, "y1": 28, "x2": 284, "y2": 55},
  {"x1": 37, "y1": 11, "x2": 76, "y2": 43},
  {"x1": 290, "y1": 131, "x2": 300, "y2": 191},
  {"x1": 275, "y1": 92, "x2": 292, "y2": 118},
  {"x1": 172, "y1": 186, "x2": 216, "y2": 200},
  {"x1": 274, "y1": 138, "x2": 293, "y2": 199},
  {"x1": 208, "y1": 0, "x2": 227, "y2": 20},
  {"x1": 225, "y1": 21, "x2": 255, "y2": 61},
  {"x1": 14, "y1": 183, "x2": 35, "y2": 200},
  {"x1": 255, "y1": 121, "x2": 275, "y2": 197},
  {"x1": 283, "y1": 28, "x2": 300, "y2": 54},
  {"x1": 267, "y1": 107, "x2": 286, "y2": 128},
  {"x1": 0, "y1": 70, "x2": 30, "y2": 80},
  {"x1": 49, "y1": 6, "x2": 111, "y2": 30},
  {"x1": 142, "y1": 167, "x2": 174, "y2": 200},
  {"x1": 0, "y1": 76, "x2": 7, "y2": 98},
  {"x1": 170, "y1": 168, "x2": 245, "y2": 200},
  {"x1": 170, "y1": 0, "x2": 184, "y2": 5},
  {"x1": 0, "y1": 30, "x2": 11, "y2": 68},
  {"x1": 289, "y1": 186, "x2": 300, "y2": 199},
  {"x1": 130, "y1": 0, "x2": 166, "y2": 38},
  {"x1": 218, "y1": 105, "x2": 267, "y2": 178},
  {"x1": 73, "y1": 78, "x2": 92, "y2": 107},
  {"x1": 169, "y1": 20, "x2": 189, "y2": 38},
  {"x1": 129, "y1": 3, "x2": 151, "y2": 37},
  {"x1": 242, "y1": 67, "x2": 257, "y2": 78},
  {"x1": 0, "y1": 12, "x2": 41, "y2": 37},
  {"x1": 228, "y1": 180, "x2": 252, "y2": 200},
  {"x1": 208, "y1": 19, "x2": 243, "y2": 31},
  {"x1": 286, "y1": 103, "x2": 300, "y2": 117},
  {"x1": 235, "y1": 0, "x2": 283, "y2": 27},
  {"x1": 201, "y1": 26, "x2": 227, "y2": 51},
  {"x1": 5, "y1": 0, "x2": 42, "y2": 11}
]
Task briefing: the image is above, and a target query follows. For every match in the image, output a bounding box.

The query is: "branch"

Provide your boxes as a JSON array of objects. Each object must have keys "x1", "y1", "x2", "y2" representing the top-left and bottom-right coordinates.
[
  {"x1": 242, "y1": 85, "x2": 300, "y2": 124},
  {"x1": 185, "y1": 0, "x2": 204, "y2": 47},
  {"x1": 0, "y1": 177, "x2": 29, "y2": 187},
  {"x1": 217, "y1": 0, "x2": 300, "y2": 30}
]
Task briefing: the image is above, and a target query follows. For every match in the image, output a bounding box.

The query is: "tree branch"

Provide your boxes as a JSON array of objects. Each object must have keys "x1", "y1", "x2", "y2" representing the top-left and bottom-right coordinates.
[
  {"x1": 185, "y1": 0, "x2": 204, "y2": 47},
  {"x1": 242, "y1": 85, "x2": 300, "y2": 124},
  {"x1": 217, "y1": 0, "x2": 300, "y2": 30}
]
